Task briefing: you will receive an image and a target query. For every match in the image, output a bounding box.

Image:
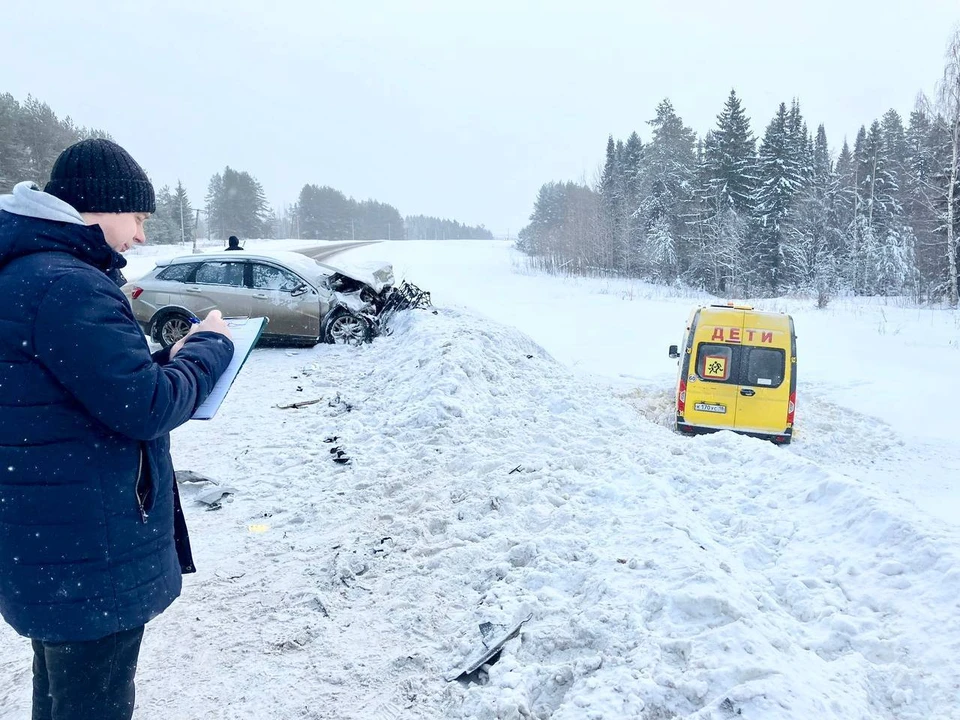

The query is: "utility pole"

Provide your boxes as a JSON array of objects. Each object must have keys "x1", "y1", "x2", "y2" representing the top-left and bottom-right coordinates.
[
  {"x1": 388, "y1": 222, "x2": 391, "y2": 241},
  {"x1": 192, "y1": 209, "x2": 200, "y2": 253},
  {"x1": 178, "y1": 181, "x2": 185, "y2": 246}
]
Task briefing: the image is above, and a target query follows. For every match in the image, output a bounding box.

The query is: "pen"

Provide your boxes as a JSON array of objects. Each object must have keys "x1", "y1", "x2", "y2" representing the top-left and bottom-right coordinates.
[{"x1": 188, "y1": 315, "x2": 201, "y2": 324}]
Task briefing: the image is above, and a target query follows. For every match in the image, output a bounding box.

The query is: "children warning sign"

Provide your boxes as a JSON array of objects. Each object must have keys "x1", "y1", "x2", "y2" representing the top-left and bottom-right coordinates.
[{"x1": 703, "y1": 354, "x2": 728, "y2": 380}]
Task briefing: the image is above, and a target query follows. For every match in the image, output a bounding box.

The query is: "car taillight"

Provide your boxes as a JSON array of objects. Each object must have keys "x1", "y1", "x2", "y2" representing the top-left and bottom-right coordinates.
[
  {"x1": 787, "y1": 392, "x2": 796, "y2": 426},
  {"x1": 130, "y1": 287, "x2": 144, "y2": 300},
  {"x1": 678, "y1": 379, "x2": 687, "y2": 414}
]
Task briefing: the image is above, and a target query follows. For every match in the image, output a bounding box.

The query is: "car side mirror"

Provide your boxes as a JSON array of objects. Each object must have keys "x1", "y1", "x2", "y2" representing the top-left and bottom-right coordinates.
[
  {"x1": 290, "y1": 283, "x2": 309, "y2": 297},
  {"x1": 668, "y1": 345, "x2": 680, "y2": 359}
]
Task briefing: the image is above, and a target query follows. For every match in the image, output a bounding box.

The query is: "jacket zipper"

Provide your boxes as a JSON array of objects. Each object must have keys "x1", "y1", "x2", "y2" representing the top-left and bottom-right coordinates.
[{"x1": 136, "y1": 446, "x2": 148, "y2": 523}]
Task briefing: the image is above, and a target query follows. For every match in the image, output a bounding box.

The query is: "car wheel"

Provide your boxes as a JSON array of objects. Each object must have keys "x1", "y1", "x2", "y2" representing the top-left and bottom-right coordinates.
[
  {"x1": 156, "y1": 313, "x2": 193, "y2": 347},
  {"x1": 323, "y1": 310, "x2": 372, "y2": 345}
]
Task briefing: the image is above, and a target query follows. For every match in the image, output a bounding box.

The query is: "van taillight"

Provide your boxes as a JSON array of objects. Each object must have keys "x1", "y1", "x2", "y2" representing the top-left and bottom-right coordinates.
[
  {"x1": 131, "y1": 287, "x2": 144, "y2": 300},
  {"x1": 787, "y1": 392, "x2": 796, "y2": 426},
  {"x1": 678, "y1": 379, "x2": 687, "y2": 414}
]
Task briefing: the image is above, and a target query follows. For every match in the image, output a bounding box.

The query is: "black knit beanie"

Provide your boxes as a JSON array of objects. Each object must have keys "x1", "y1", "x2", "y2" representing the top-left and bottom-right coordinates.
[{"x1": 44, "y1": 138, "x2": 156, "y2": 214}]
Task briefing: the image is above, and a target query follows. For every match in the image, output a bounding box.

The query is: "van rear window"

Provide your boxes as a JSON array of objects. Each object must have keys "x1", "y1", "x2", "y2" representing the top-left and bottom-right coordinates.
[
  {"x1": 696, "y1": 344, "x2": 737, "y2": 384},
  {"x1": 742, "y1": 347, "x2": 785, "y2": 388},
  {"x1": 696, "y1": 343, "x2": 786, "y2": 388}
]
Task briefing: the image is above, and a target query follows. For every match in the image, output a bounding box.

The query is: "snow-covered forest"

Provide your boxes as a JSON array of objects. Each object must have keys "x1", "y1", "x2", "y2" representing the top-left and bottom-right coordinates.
[{"x1": 518, "y1": 32, "x2": 960, "y2": 306}]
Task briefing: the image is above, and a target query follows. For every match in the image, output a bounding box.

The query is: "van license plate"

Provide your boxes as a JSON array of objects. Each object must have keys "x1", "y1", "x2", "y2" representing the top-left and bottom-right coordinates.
[{"x1": 694, "y1": 402, "x2": 726, "y2": 414}]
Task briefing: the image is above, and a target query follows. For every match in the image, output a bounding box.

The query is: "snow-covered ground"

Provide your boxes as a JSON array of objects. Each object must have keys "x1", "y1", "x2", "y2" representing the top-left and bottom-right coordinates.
[{"x1": 1, "y1": 239, "x2": 959, "y2": 719}]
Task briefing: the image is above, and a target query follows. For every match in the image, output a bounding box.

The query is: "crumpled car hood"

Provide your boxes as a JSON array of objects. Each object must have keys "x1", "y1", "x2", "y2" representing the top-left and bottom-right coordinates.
[{"x1": 320, "y1": 260, "x2": 395, "y2": 294}]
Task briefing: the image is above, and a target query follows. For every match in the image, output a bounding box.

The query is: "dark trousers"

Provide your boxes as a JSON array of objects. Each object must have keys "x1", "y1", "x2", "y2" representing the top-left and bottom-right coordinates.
[{"x1": 31, "y1": 625, "x2": 144, "y2": 720}]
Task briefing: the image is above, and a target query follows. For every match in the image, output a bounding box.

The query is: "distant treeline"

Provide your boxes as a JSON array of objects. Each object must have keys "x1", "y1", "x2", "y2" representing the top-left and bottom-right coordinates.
[
  {"x1": 290, "y1": 186, "x2": 491, "y2": 241},
  {"x1": 405, "y1": 215, "x2": 492, "y2": 240},
  {"x1": 0, "y1": 92, "x2": 489, "y2": 244}
]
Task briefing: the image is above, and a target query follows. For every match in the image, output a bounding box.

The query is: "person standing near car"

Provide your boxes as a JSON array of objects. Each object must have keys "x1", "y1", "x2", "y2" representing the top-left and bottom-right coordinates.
[
  {"x1": 225, "y1": 234, "x2": 243, "y2": 250},
  {"x1": 0, "y1": 138, "x2": 235, "y2": 720}
]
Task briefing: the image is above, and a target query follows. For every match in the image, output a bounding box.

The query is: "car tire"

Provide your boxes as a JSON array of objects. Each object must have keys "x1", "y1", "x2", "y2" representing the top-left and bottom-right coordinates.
[
  {"x1": 322, "y1": 309, "x2": 372, "y2": 345},
  {"x1": 154, "y1": 312, "x2": 193, "y2": 348}
]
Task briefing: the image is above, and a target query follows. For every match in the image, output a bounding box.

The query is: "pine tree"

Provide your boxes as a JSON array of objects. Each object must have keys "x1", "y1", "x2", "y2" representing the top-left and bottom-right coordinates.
[
  {"x1": 205, "y1": 172, "x2": 225, "y2": 240},
  {"x1": 833, "y1": 139, "x2": 859, "y2": 291},
  {"x1": 173, "y1": 181, "x2": 195, "y2": 245},
  {"x1": 149, "y1": 186, "x2": 180, "y2": 245},
  {"x1": 621, "y1": 131, "x2": 645, "y2": 273},
  {"x1": 0, "y1": 94, "x2": 27, "y2": 192},
  {"x1": 638, "y1": 99, "x2": 697, "y2": 282},
  {"x1": 693, "y1": 90, "x2": 757, "y2": 293},
  {"x1": 598, "y1": 135, "x2": 621, "y2": 272},
  {"x1": 206, "y1": 167, "x2": 271, "y2": 240},
  {"x1": 753, "y1": 102, "x2": 807, "y2": 293},
  {"x1": 906, "y1": 107, "x2": 946, "y2": 299},
  {"x1": 789, "y1": 124, "x2": 838, "y2": 299},
  {"x1": 704, "y1": 89, "x2": 757, "y2": 213},
  {"x1": 855, "y1": 119, "x2": 914, "y2": 295},
  {"x1": 297, "y1": 184, "x2": 351, "y2": 240},
  {"x1": 647, "y1": 216, "x2": 678, "y2": 282},
  {"x1": 517, "y1": 181, "x2": 600, "y2": 273}
]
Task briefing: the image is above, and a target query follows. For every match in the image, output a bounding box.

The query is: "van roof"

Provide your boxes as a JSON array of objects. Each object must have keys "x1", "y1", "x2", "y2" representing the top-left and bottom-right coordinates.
[{"x1": 699, "y1": 305, "x2": 793, "y2": 333}]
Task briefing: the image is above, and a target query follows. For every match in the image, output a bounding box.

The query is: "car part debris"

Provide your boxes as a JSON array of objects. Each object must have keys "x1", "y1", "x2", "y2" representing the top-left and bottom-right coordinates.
[
  {"x1": 276, "y1": 398, "x2": 322, "y2": 410},
  {"x1": 445, "y1": 614, "x2": 533, "y2": 682},
  {"x1": 377, "y1": 280, "x2": 433, "y2": 331}
]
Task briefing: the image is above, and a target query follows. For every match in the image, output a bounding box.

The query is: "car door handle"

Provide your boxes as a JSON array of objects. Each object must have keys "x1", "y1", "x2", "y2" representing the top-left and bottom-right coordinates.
[
  {"x1": 252, "y1": 293, "x2": 268, "y2": 299},
  {"x1": 185, "y1": 287, "x2": 201, "y2": 293},
  {"x1": 740, "y1": 388, "x2": 756, "y2": 397}
]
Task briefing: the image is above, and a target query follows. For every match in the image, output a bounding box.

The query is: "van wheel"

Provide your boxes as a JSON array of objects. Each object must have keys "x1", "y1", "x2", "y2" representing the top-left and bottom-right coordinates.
[
  {"x1": 323, "y1": 309, "x2": 372, "y2": 345},
  {"x1": 155, "y1": 313, "x2": 193, "y2": 347}
]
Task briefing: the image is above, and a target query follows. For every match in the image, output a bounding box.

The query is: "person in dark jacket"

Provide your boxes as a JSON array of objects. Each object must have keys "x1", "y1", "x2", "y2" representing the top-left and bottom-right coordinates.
[
  {"x1": 225, "y1": 234, "x2": 243, "y2": 250},
  {"x1": 0, "y1": 139, "x2": 235, "y2": 720}
]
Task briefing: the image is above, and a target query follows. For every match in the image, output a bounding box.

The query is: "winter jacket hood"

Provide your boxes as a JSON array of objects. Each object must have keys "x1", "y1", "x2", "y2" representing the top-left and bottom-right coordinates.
[{"x1": 0, "y1": 181, "x2": 127, "y2": 279}]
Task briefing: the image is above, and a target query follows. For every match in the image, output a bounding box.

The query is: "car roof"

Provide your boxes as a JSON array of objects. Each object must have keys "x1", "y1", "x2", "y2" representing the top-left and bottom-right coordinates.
[
  {"x1": 160, "y1": 249, "x2": 320, "y2": 266},
  {"x1": 154, "y1": 250, "x2": 393, "y2": 291},
  {"x1": 158, "y1": 250, "x2": 334, "y2": 279}
]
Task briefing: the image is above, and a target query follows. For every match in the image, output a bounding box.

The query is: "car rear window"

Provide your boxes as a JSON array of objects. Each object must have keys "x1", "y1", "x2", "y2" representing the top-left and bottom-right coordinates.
[
  {"x1": 742, "y1": 347, "x2": 785, "y2": 388},
  {"x1": 157, "y1": 263, "x2": 198, "y2": 282},
  {"x1": 196, "y1": 262, "x2": 245, "y2": 287}
]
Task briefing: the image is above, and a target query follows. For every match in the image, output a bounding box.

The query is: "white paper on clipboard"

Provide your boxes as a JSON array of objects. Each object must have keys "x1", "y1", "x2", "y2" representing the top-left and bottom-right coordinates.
[{"x1": 191, "y1": 317, "x2": 267, "y2": 420}]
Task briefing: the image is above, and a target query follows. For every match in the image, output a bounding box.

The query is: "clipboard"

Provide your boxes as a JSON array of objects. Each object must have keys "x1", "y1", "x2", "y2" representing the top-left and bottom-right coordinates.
[{"x1": 191, "y1": 317, "x2": 268, "y2": 420}]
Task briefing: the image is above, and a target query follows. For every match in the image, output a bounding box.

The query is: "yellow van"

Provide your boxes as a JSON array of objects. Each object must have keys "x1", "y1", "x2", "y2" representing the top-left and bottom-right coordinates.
[{"x1": 668, "y1": 304, "x2": 796, "y2": 444}]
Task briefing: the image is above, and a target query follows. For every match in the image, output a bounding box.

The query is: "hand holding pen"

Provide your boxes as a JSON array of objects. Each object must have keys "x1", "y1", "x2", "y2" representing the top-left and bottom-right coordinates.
[{"x1": 169, "y1": 310, "x2": 233, "y2": 359}]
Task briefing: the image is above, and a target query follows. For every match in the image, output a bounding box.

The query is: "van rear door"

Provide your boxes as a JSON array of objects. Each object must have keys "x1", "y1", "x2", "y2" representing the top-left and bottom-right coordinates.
[
  {"x1": 733, "y1": 327, "x2": 791, "y2": 436},
  {"x1": 684, "y1": 311, "x2": 743, "y2": 429}
]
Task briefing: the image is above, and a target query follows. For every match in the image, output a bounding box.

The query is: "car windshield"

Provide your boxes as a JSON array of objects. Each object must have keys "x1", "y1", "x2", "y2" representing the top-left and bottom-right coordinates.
[{"x1": 261, "y1": 254, "x2": 332, "y2": 287}]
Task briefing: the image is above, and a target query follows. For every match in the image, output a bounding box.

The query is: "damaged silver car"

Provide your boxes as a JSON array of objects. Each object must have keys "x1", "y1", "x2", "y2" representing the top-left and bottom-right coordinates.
[{"x1": 122, "y1": 250, "x2": 397, "y2": 346}]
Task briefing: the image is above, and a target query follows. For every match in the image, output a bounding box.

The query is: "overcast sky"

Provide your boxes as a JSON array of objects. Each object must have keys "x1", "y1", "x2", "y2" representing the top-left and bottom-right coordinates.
[{"x1": 3, "y1": 1, "x2": 958, "y2": 236}]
